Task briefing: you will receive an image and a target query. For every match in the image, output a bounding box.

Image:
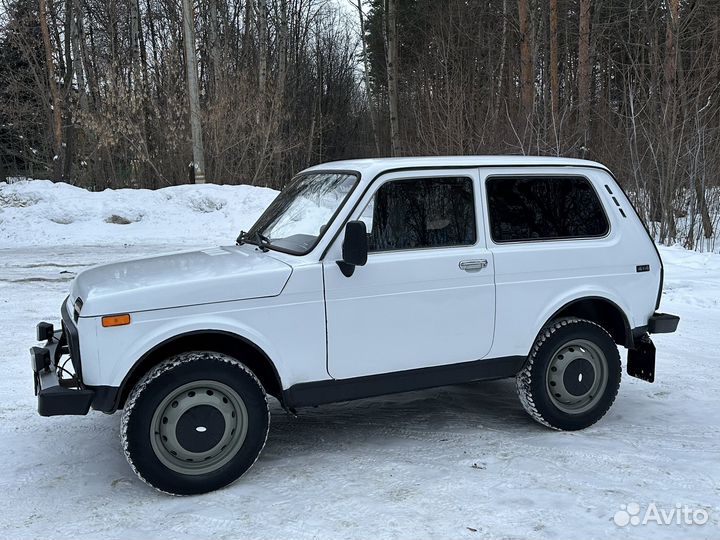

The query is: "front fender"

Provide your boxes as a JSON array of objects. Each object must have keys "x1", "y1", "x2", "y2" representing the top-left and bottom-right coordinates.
[{"x1": 97, "y1": 310, "x2": 284, "y2": 389}]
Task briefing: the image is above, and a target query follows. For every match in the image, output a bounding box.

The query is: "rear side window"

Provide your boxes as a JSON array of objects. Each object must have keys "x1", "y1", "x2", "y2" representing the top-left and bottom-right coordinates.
[
  {"x1": 486, "y1": 176, "x2": 609, "y2": 242},
  {"x1": 361, "y1": 177, "x2": 476, "y2": 251}
]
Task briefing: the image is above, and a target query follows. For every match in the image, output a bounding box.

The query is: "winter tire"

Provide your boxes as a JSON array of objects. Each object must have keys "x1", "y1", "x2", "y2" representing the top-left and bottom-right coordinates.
[
  {"x1": 121, "y1": 351, "x2": 270, "y2": 495},
  {"x1": 516, "y1": 317, "x2": 621, "y2": 431}
]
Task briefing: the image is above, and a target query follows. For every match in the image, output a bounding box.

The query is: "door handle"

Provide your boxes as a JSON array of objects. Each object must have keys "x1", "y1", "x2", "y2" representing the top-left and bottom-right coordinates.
[{"x1": 459, "y1": 259, "x2": 488, "y2": 272}]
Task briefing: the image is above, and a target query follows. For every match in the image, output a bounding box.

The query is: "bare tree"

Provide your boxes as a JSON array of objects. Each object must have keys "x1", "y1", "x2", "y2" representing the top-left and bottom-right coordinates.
[
  {"x1": 385, "y1": 0, "x2": 401, "y2": 156},
  {"x1": 517, "y1": 0, "x2": 533, "y2": 122},
  {"x1": 577, "y1": 0, "x2": 591, "y2": 157},
  {"x1": 38, "y1": 0, "x2": 63, "y2": 180},
  {"x1": 357, "y1": 0, "x2": 380, "y2": 156},
  {"x1": 258, "y1": 0, "x2": 268, "y2": 92},
  {"x1": 549, "y1": 0, "x2": 559, "y2": 124}
]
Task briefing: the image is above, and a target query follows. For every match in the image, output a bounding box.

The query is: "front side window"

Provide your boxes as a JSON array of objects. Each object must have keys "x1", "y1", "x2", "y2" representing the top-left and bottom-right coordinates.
[
  {"x1": 245, "y1": 172, "x2": 357, "y2": 254},
  {"x1": 360, "y1": 177, "x2": 476, "y2": 252},
  {"x1": 486, "y1": 176, "x2": 609, "y2": 242}
]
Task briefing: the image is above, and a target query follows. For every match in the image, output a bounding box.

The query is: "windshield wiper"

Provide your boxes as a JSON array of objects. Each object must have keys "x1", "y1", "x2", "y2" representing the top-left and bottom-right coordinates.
[
  {"x1": 237, "y1": 229, "x2": 272, "y2": 251},
  {"x1": 253, "y1": 231, "x2": 272, "y2": 252}
]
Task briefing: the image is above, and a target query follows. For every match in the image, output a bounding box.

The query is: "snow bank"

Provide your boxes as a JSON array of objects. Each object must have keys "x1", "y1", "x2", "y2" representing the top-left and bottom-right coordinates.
[{"x1": 0, "y1": 180, "x2": 278, "y2": 248}]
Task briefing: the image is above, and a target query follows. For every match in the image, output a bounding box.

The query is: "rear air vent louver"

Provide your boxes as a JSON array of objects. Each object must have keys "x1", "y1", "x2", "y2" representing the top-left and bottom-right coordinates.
[{"x1": 605, "y1": 185, "x2": 627, "y2": 218}]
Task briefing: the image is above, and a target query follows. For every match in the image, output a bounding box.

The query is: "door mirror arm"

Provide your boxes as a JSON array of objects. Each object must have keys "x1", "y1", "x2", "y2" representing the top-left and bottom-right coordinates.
[{"x1": 336, "y1": 220, "x2": 368, "y2": 277}]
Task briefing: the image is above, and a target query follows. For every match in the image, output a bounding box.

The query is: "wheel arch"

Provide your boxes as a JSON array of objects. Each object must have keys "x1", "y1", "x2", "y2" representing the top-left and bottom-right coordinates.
[
  {"x1": 546, "y1": 296, "x2": 633, "y2": 348},
  {"x1": 113, "y1": 330, "x2": 284, "y2": 412}
]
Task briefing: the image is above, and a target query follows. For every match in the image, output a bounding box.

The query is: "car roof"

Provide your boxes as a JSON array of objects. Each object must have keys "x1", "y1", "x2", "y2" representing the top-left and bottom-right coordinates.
[{"x1": 301, "y1": 155, "x2": 610, "y2": 179}]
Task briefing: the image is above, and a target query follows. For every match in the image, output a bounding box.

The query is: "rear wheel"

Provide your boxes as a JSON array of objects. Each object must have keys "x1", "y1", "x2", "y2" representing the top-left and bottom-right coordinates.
[
  {"x1": 516, "y1": 317, "x2": 621, "y2": 430},
  {"x1": 121, "y1": 352, "x2": 269, "y2": 495}
]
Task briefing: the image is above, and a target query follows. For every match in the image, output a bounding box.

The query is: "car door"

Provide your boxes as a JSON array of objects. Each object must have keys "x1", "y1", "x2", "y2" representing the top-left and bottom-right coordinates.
[{"x1": 322, "y1": 169, "x2": 496, "y2": 380}]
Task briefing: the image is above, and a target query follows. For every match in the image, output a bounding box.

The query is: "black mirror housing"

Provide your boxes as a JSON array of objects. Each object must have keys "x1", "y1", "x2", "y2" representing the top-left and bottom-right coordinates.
[{"x1": 337, "y1": 220, "x2": 368, "y2": 276}]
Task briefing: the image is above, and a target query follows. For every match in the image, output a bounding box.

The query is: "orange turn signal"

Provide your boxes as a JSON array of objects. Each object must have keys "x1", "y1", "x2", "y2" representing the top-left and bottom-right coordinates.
[{"x1": 102, "y1": 314, "x2": 131, "y2": 328}]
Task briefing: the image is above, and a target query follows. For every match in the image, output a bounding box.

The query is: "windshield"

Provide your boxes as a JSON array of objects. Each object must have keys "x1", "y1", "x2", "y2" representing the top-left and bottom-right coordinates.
[{"x1": 244, "y1": 172, "x2": 358, "y2": 254}]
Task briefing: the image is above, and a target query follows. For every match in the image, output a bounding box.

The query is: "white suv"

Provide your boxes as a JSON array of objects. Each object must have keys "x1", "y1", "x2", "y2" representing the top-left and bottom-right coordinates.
[{"x1": 30, "y1": 156, "x2": 679, "y2": 494}]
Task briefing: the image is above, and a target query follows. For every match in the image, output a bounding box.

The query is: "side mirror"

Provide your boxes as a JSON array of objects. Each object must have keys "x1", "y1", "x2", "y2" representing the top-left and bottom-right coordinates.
[{"x1": 337, "y1": 220, "x2": 368, "y2": 277}]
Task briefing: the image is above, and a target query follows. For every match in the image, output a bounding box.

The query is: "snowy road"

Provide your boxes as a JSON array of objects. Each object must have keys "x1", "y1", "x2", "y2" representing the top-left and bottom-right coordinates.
[{"x1": 0, "y1": 242, "x2": 717, "y2": 539}]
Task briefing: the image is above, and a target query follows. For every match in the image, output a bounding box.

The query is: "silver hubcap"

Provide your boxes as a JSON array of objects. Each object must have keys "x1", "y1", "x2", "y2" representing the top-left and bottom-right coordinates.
[
  {"x1": 150, "y1": 380, "x2": 249, "y2": 475},
  {"x1": 546, "y1": 339, "x2": 608, "y2": 414}
]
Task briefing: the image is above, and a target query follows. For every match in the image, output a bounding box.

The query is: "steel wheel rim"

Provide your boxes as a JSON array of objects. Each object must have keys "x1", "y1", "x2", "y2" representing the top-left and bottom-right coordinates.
[
  {"x1": 546, "y1": 339, "x2": 608, "y2": 414},
  {"x1": 150, "y1": 380, "x2": 249, "y2": 475}
]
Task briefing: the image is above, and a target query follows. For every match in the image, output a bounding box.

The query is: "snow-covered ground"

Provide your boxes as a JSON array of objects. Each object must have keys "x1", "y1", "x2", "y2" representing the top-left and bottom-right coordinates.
[{"x1": 1, "y1": 181, "x2": 718, "y2": 539}]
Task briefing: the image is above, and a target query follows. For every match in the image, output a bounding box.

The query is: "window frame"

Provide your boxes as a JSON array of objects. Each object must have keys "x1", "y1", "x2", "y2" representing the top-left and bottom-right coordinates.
[
  {"x1": 360, "y1": 175, "x2": 480, "y2": 254},
  {"x1": 484, "y1": 173, "x2": 611, "y2": 244}
]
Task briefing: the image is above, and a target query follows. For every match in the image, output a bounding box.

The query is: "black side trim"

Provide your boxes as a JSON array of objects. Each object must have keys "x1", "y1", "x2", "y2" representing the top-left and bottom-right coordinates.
[{"x1": 283, "y1": 355, "x2": 525, "y2": 408}]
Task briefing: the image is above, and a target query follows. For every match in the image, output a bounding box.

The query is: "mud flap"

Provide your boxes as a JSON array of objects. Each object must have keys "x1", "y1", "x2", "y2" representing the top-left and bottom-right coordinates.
[{"x1": 627, "y1": 335, "x2": 656, "y2": 382}]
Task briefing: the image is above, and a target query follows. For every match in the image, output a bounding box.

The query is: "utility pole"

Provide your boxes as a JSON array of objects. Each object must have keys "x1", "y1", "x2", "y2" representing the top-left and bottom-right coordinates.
[{"x1": 181, "y1": 0, "x2": 206, "y2": 183}]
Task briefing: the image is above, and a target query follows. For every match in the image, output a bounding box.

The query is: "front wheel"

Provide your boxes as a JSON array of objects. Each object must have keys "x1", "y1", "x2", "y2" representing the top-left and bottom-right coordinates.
[
  {"x1": 516, "y1": 317, "x2": 621, "y2": 431},
  {"x1": 121, "y1": 352, "x2": 270, "y2": 495}
]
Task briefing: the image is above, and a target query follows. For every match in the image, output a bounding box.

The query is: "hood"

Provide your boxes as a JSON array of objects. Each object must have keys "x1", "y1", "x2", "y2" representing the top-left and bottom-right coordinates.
[{"x1": 71, "y1": 245, "x2": 293, "y2": 317}]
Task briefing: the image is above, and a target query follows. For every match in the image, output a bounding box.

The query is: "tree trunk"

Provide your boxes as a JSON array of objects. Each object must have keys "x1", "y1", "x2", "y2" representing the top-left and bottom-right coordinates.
[
  {"x1": 182, "y1": 0, "x2": 206, "y2": 183},
  {"x1": 71, "y1": 0, "x2": 87, "y2": 110},
  {"x1": 385, "y1": 0, "x2": 402, "y2": 156},
  {"x1": 208, "y1": 0, "x2": 221, "y2": 99},
  {"x1": 39, "y1": 0, "x2": 64, "y2": 180},
  {"x1": 517, "y1": 0, "x2": 533, "y2": 121},
  {"x1": 130, "y1": 0, "x2": 141, "y2": 87},
  {"x1": 661, "y1": 0, "x2": 680, "y2": 242},
  {"x1": 357, "y1": 0, "x2": 380, "y2": 156},
  {"x1": 549, "y1": 0, "x2": 559, "y2": 122},
  {"x1": 277, "y1": 0, "x2": 288, "y2": 92},
  {"x1": 242, "y1": 0, "x2": 253, "y2": 67},
  {"x1": 258, "y1": 0, "x2": 268, "y2": 92},
  {"x1": 495, "y1": 0, "x2": 507, "y2": 117},
  {"x1": 577, "y1": 0, "x2": 591, "y2": 157}
]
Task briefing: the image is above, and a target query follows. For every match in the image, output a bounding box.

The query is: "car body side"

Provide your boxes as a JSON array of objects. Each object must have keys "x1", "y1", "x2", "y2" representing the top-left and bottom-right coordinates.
[{"x1": 71, "y1": 158, "x2": 662, "y2": 412}]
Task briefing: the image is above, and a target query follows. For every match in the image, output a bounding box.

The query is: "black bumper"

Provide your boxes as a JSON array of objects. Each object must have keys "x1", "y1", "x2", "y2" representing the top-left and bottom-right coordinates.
[
  {"x1": 647, "y1": 312, "x2": 680, "y2": 334},
  {"x1": 31, "y1": 323, "x2": 94, "y2": 417}
]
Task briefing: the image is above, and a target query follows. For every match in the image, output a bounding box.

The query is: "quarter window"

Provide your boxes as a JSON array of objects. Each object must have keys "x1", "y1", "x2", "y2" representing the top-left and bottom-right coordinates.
[
  {"x1": 486, "y1": 176, "x2": 609, "y2": 242},
  {"x1": 360, "y1": 177, "x2": 476, "y2": 251}
]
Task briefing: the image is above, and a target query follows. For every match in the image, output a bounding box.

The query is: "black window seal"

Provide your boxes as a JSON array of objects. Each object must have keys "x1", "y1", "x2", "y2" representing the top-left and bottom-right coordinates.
[{"x1": 484, "y1": 173, "x2": 612, "y2": 244}]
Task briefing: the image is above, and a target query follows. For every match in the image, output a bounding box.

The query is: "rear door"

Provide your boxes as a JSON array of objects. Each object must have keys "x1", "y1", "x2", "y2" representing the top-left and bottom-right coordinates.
[{"x1": 322, "y1": 169, "x2": 496, "y2": 379}]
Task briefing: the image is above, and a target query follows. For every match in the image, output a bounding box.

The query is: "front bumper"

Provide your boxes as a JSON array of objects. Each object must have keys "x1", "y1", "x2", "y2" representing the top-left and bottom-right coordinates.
[{"x1": 31, "y1": 325, "x2": 94, "y2": 416}]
